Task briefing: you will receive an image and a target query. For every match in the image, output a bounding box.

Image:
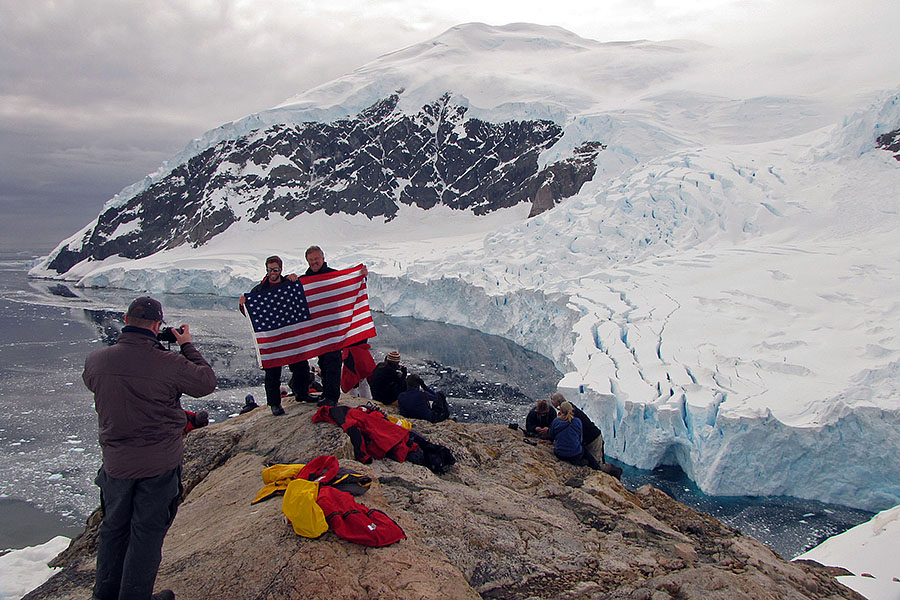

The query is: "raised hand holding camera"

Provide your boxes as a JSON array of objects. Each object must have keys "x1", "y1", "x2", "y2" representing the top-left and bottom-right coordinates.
[
  {"x1": 172, "y1": 324, "x2": 191, "y2": 345},
  {"x1": 157, "y1": 324, "x2": 191, "y2": 345}
]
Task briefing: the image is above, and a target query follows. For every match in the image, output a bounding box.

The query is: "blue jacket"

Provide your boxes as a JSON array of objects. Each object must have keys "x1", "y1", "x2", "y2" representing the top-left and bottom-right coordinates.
[
  {"x1": 549, "y1": 417, "x2": 583, "y2": 458},
  {"x1": 397, "y1": 388, "x2": 436, "y2": 421}
]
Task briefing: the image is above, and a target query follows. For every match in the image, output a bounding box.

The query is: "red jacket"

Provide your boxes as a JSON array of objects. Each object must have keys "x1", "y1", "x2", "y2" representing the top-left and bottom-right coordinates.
[
  {"x1": 341, "y1": 343, "x2": 376, "y2": 392},
  {"x1": 313, "y1": 405, "x2": 416, "y2": 463}
]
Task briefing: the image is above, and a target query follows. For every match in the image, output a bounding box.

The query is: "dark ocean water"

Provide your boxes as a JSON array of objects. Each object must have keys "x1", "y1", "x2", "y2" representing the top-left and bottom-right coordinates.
[{"x1": 0, "y1": 250, "x2": 873, "y2": 559}]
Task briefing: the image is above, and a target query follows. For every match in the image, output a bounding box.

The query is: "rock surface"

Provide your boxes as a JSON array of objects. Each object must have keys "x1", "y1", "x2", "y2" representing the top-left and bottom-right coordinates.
[
  {"x1": 25, "y1": 397, "x2": 862, "y2": 600},
  {"x1": 877, "y1": 127, "x2": 900, "y2": 160}
]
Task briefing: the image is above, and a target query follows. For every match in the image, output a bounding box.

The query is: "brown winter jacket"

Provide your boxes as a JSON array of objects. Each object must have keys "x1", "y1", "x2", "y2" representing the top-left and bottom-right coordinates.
[{"x1": 83, "y1": 328, "x2": 217, "y2": 479}]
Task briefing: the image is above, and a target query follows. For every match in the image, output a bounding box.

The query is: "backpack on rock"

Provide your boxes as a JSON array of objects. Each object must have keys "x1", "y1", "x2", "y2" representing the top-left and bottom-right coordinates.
[{"x1": 316, "y1": 485, "x2": 406, "y2": 547}]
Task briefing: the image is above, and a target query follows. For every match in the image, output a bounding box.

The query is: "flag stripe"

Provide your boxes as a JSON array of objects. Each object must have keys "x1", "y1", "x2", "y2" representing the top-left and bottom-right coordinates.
[
  {"x1": 244, "y1": 265, "x2": 376, "y2": 369},
  {"x1": 258, "y1": 312, "x2": 375, "y2": 355},
  {"x1": 306, "y1": 291, "x2": 370, "y2": 317},
  {"x1": 257, "y1": 306, "x2": 373, "y2": 351}
]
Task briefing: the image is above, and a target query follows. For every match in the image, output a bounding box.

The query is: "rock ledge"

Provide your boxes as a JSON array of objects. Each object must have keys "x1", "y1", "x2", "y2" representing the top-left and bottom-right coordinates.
[{"x1": 25, "y1": 398, "x2": 862, "y2": 600}]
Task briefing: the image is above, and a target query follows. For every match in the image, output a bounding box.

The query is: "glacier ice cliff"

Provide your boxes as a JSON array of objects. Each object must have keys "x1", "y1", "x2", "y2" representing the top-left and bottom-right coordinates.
[{"x1": 27, "y1": 24, "x2": 900, "y2": 511}]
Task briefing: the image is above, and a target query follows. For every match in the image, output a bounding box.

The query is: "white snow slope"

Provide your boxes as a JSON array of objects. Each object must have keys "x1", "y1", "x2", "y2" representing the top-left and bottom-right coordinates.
[
  {"x1": 796, "y1": 505, "x2": 900, "y2": 600},
  {"x1": 31, "y1": 23, "x2": 900, "y2": 511}
]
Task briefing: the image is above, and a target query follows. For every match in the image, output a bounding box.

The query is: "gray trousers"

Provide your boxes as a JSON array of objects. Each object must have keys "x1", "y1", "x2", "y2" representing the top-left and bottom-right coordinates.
[
  {"x1": 92, "y1": 466, "x2": 182, "y2": 600},
  {"x1": 585, "y1": 435, "x2": 605, "y2": 463}
]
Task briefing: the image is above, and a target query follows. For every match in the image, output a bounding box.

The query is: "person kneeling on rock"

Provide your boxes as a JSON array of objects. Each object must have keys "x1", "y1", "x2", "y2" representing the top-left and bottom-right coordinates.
[
  {"x1": 397, "y1": 374, "x2": 450, "y2": 423},
  {"x1": 525, "y1": 398, "x2": 556, "y2": 439}
]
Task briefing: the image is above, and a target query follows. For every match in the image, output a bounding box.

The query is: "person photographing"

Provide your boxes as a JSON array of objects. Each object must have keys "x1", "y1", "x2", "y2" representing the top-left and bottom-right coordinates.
[
  {"x1": 83, "y1": 296, "x2": 217, "y2": 600},
  {"x1": 370, "y1": 351, "x2": 407, "y2": 405}
]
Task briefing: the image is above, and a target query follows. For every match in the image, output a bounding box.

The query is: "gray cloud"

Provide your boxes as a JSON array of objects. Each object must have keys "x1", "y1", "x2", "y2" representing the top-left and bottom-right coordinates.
[{"x1": 0, "y1": 0, "x2": 444, "y2": 250}]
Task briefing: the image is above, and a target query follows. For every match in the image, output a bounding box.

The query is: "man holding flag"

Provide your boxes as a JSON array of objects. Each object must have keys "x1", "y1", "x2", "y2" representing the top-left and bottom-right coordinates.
[
  {"x1": 239, "y1": 255, "x2": 304, "y2": 415},
  {"x1": 294, "y1": 245, "x2": 369, "y2": 406},
  {"x1": 240, "y1": 249, "x2": 374, "y2": 413}
]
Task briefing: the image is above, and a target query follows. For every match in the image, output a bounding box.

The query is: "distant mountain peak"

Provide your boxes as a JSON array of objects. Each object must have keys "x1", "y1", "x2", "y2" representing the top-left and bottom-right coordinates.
[{"x1": 44, "y1": 91, "x2": 604, "y2": 274}]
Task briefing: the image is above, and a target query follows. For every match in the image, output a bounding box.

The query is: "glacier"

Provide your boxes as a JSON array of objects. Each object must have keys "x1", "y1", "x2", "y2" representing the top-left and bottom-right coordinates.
[{"x1": 29, "y1": 24, "x2": 900, "y2": 511}]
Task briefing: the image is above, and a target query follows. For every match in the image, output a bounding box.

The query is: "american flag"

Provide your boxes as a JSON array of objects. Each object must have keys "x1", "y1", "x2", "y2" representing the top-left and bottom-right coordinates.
[{"x1": 244, "y1": 265, "x2": 376, "y2": 368}]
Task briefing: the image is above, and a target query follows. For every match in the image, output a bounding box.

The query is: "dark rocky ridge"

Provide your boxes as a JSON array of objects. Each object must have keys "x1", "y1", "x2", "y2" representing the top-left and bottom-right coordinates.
[
  {"x1": 47, "y1": 92, "x2": 604, "y2": 274},
  {"x1": 877, "y1": 127, "x2": 900, "y2": 160},
  {"x1": 26, "y1": 397, "x2": 862, "y2": 600}
]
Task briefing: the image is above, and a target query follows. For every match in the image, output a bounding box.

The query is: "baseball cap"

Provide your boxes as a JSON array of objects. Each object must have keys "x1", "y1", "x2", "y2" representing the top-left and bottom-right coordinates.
[{"x1": 126, "y1": 296, "x2": 164, "y2": 321}]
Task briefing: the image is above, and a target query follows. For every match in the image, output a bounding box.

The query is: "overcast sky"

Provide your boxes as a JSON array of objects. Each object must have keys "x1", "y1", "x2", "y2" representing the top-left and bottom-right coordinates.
[{"x1": 2, "y1": 0, "x2": 897, "y2": 251}]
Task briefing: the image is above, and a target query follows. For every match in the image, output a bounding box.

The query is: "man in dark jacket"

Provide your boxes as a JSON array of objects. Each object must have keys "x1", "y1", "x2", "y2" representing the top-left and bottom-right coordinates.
[
  {"x1": 525, "y1": 398, "x2": 556, "y2": 438},
  {"x1": 239, "y1": 255, "x2": 306, "y2": 414},
  {"x1": 370, "y1": 351, "x2": 407, "y2": 404},
  {"x1": 397, "y1": 374, "x2": 450, "y2": 422},
  {"x1": 83, "y1": 296, "x2": 217, "y2": 600},
  {"x1": 288, "y1": 245, "x2": 369, "y2": 407}
]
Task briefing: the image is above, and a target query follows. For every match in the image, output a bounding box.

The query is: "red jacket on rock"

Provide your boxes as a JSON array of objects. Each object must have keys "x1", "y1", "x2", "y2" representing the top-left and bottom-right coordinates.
[{"x1": 312, "y1": 405, "x2": 417, "y2": 463}]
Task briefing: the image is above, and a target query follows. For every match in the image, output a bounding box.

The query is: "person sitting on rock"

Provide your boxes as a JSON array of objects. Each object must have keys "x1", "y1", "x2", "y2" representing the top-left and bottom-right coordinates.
[
  {"x1": 369, "y1": 351, "x2": 407, "y2": 405},
  {"x1": 549, "y1": 401, "x2": 601, "y2": 470},
  {"x1": 183, "y1": 409, "x2": 209, "y2": 434},
  {"x1": 398, "y1": 374, "x2": 450, "y2": 423},
  {"x1": 525, "y1": 398, "x2": 556, "y2": 439},
  {"x1": 550, "y1": 393, "x2": 622, "y2": 479},
  {"x1": 287, "y1": 365, "x2": 323, "y2": 400},
  {"x1": 239, "y1": 393, "x2": 259, "y2": 415},
  {"x1": 550, "y1": 392, "x2": 604, "y2": 462}
]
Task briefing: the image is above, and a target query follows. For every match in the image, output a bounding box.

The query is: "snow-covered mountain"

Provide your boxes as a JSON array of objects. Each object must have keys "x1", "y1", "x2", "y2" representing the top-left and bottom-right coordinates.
[
  {"x1": 41, "y1": 92, "x2": 603, "y2": 273},
  {"x1": 31, "y1": 23, "x2": 900, "y2": 511}
]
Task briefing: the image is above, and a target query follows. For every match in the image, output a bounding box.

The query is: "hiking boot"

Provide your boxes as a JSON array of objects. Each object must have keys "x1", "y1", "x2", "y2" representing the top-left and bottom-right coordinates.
[
  {"x1": 186, "y1": 410, "x2": 209, "y2": 429},
  {"x1": 600, "y1": 463, "x2": 623, "y2": 479},
  {"x1": 151, "y1": 591, "x2": 175, "y2": 600},
  {"x1": 270, "y1": 405, "x2": 285, "y2": 416}
]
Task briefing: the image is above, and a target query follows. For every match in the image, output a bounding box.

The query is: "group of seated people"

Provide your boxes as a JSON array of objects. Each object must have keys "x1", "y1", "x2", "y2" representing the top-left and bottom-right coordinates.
[
  {"x1": 297, "y1": 347, "x2": 619, "y2": 477},
  {"x1": 365, "y1": 350, "x2": 450, "y2": 423},
  {"x1": 525, "y1": 392, "x2": 622, "y2": 478},
  {"x1": 367, "y1": 351, "x2": 619, "y2": 477}
]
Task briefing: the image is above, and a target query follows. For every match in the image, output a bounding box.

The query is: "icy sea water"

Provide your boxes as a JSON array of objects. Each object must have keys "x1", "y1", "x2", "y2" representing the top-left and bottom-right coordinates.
[
  {"x1": 0, "y1": 251, "x2": 873, "y2": 560},
  {"x1": 0, "y1": 250, "x2": 559, "y2": 550}
]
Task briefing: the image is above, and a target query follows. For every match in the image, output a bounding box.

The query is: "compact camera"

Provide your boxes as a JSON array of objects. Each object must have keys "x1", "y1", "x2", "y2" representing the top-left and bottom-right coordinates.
[{"x1": 157, "y1": 326, "x2": 183, "y2": 343}]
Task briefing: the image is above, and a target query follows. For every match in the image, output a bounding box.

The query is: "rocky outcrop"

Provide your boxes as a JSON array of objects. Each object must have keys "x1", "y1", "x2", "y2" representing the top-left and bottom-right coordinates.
[
  {"x1": 877, "y1": 128, "x2": 900, "y2": 160},
  {"x1": 25, "y1": 397, "x2": 861, "y2": 600},
  {"x1": 46, "y1": 93, "x2": 604, "y2": 275}
]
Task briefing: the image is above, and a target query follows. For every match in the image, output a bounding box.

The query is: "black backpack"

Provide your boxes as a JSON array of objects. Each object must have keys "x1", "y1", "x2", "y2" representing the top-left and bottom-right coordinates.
[{"x1": 407, "y1": 431, "x2": 456, "y2": 474}]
